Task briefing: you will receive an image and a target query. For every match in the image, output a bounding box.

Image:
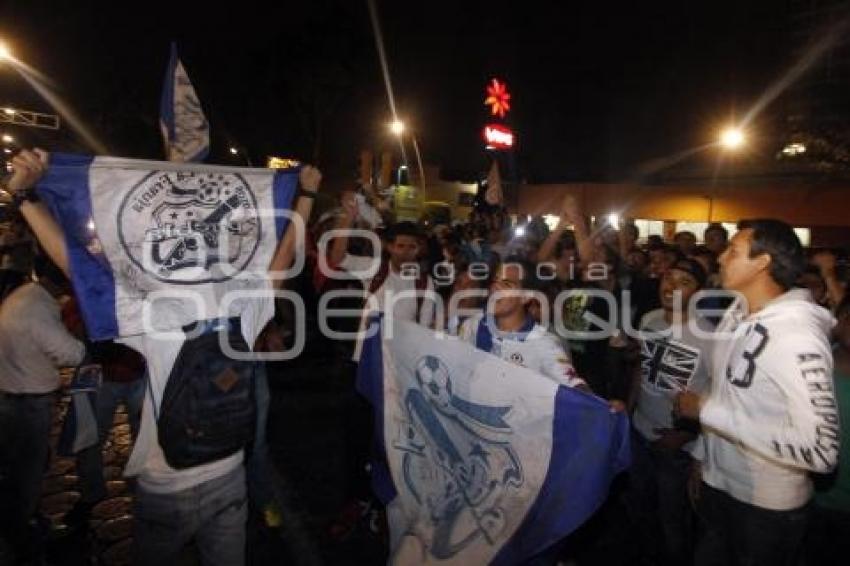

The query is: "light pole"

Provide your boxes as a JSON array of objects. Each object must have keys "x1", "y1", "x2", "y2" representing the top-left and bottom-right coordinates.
[{"x1": 388, "y1": 119, "x2": 426, "y2": 189}]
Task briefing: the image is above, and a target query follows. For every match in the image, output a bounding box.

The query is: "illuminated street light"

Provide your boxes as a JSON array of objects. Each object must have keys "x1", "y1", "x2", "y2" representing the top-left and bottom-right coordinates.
[
  {"x1": 782, "y1": 142, "x2": 806, "y2": 156},
  {"x1": 2, "y1": 134, "x2": 13, "y2": 144},
  {"x1": 0, "y1": 42, "x2": 11, "y2": 62},
  {"x1": 719, "y1": 127, "x2": 745, "y2": 149},
  {"x1": 389, "y1": 119, "x2": 405, "y2": 136},
  {"x1": 229, "y1": 147, "x2": 238, "y2": 155}
]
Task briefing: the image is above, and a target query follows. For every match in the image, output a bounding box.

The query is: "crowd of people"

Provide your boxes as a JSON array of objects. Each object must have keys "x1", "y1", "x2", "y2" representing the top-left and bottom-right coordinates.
[{"x1": 0, "y1": 148, "x2": 848, "y2": 566}]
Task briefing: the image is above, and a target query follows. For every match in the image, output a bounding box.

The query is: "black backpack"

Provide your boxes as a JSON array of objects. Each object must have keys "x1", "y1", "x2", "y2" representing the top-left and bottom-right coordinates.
[{"x1": 158, "y1": 318, "x2": 257, "y2": 469}]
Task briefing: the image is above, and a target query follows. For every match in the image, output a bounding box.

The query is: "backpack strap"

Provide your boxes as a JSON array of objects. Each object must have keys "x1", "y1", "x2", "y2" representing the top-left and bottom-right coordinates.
[{"x1": 368, "y1": 259, "x2": 391, "y2": 294}]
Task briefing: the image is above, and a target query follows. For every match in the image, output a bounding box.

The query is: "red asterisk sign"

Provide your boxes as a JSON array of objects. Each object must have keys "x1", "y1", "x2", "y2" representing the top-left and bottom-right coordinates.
[{"x1": 484, "y1": 78, "x2": 511, "y2": 118}]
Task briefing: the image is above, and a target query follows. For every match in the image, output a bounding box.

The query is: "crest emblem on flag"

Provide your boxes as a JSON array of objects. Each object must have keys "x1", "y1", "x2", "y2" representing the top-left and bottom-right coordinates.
[
  {"x1": 118, "y1": 171, "x2": 261, "y2": 284},
  {"x1": 393, "y1": 355, "x2": 524, "y2": 558}
]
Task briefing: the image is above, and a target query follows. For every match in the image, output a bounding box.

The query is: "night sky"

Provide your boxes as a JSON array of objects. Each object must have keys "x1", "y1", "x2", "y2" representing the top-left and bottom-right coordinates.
[{"x1": 0, "y1": 0, "x2": 827, "y2": 183}]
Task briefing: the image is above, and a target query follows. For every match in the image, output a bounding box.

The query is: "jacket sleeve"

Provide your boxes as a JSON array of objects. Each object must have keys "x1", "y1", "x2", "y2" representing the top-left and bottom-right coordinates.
[
  {"x1": 33, "y1": 310, "x2": 87, "y2": 368},
  {"x1": 539, "y1": 333, "x2": 587, "y2": 389},
  {"x1": 699, "y1": 332, "x2": 839, "y2": 473}
]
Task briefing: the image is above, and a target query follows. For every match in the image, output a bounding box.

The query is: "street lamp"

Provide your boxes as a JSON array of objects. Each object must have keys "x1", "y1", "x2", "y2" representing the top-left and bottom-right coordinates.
[
  {"x1": 0, "y1": 42, "x2": 11, "y2": 62},
  {"x1": 2, "y1": 134, "x2": 13, "y2": 144},
  {"x1": 389, "y1": 119, "x2": 405, "y2": 136},
  {"x1": 229, "y1": 147, "x2": 238, "y2": 155},
  {"x1": 719, "y1": 127, "x2": 745, "y2": 150},
  {"x1": 388, "y1": 118, "x2": 425, "y2": 189}
]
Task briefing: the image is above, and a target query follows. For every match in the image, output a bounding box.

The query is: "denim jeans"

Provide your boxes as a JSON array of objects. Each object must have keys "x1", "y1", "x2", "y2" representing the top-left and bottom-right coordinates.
[
  {"x1": 0, "y1": 392, "x2": 54, "y2": 545},
  {"x1": 246, "y1": 363, "x2": 273, "y2": 509},
  {"x1": 628, "y1": 430, "x2": 694, "y2": 566},
  {"x1": 132, "y1": 464, "x2": 247, "y2": 566},
  {"x1": 694, "y1": 482, "x2": 809, "y2": 566},
  {"x1": 76, "y1": 378, "x2": 144, "y2": 503}
]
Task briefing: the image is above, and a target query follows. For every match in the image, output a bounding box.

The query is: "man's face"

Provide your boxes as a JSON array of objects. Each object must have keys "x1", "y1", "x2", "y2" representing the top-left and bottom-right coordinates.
[
  {"x1": 718, "y1": 229, "x2": 767, "y2": 291},
  {"x1": 705, "y1": 230, "x2": 727, "y2": 254},
  {"x1": 659, "y1": 268, "x2": 700, "y2": 312},
  {"x1": 649, "y1": 250, "x2": 674, "y2": 278},
  {"x1": 675, "y1": 233, "x2": 697, "y2": 253},
  {"x1": 453, "y1": 271, "x2": 477, "y2": 292},
  {"x1": 387, "y1": 235, "x2": 419, "y2": 266},
  {"x1": 626, "y1": 250, "x2": 648, "y2": 273},
  {"x1": 489, "y1": 264, "x2": 528, "y2": 318}
]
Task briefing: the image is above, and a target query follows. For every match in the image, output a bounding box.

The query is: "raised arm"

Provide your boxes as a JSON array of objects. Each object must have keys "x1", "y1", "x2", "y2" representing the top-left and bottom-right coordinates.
[
  {"x1": 268, "y1": 165, "x2": 321, "y2": 288},
  {"x1": 327, "y1": 190, "x2": 358, "y2": 268},
  {"x1": 560, "y1": 194, "x2": 593, "y2": 268},
  {"x1": 6, "y1": 149, "x2": 70, "y2": 277},
  {"x1": 538, "y1": 213, "x2": 569, "y2": 263}
]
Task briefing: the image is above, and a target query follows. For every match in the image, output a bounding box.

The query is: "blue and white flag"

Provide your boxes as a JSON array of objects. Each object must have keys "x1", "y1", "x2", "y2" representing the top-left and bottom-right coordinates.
[
  {"x1": 35, "y1": 153, "x2": 298, "y2": 340},
  {"x1": 160, "y1": 43, "x2": 210, "y2": 162},
  {"x1": 357, "y1": 318, "x2": 630, "y2": 565}
]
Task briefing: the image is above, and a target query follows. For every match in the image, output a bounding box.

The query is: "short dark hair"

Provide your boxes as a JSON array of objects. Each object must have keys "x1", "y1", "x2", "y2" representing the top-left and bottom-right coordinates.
[
  {"x1": 738, "y1": 219, "x2": 805, "y2": 290},
  {"x1": 646, "y1": 235, "x2": 665, "y2": 249},
  {"x1": 653, "y1": 244, "x2": 684, "y2": 262},
  {"x1": 704, "y1": 222, "x2": 729, "y2": 241},
  {"x1": 501, "y1": 257, "x2": 540, "y2": 291},
  {"x1": 691, "y1": 245, "x2": 719, "y2": 274},
  {"x1": 385, "y1": 221, "x2": 422, "y2": 242},
  {"x1": 555, "y1": 231, "x2": 577, "y2": 258}
]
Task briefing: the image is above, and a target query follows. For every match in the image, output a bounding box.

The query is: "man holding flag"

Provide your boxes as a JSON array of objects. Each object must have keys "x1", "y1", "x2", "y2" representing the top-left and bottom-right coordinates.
[{"x1": 6, "y1": 148, "x2": 321, "y2": 566}]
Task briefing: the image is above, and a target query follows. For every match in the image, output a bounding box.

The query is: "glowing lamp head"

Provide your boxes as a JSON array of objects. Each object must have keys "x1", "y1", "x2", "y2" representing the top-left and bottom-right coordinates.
[
  {"x1": 0, "y1": 43, "x2": 11, "y2": 61},
  {"x1": 720, "y1": 128, "x2": 745, "y2": 150},
  {"x1": 389, "y1": 120, "x2": 405, "y2": 136}
]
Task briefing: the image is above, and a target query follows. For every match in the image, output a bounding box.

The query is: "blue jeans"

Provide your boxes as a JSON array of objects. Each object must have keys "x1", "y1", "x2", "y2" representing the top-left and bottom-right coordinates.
[
  {"x1": 75, "y1": 379, "x2": 144, "y2": 503},
  {"x1": 0, "y1": 392, "x2": 54, "y2": 544},
  {"x1": 628, "y1": 430, "x2": 694, "y2": 566},
  {"x1": 132, "y1": 465, "x2": 247, "y2": 566},
  {"x1": 246, "y1": 363, "x2": 274, "y2": 509}
]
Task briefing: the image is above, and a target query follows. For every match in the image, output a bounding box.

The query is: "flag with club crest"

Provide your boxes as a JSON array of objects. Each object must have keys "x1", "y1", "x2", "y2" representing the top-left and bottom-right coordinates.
[
  {"x1": 35, "y1": 152, "x2": 298, "y2": 340},
  {"x1": 357, "y1": 317, "x2": 630, "y2": 565}
]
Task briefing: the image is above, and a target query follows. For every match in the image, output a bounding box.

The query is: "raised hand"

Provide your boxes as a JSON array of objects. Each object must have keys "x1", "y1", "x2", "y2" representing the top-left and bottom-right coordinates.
[
  {"x1": 299, "y1": 165, "x2": 322, "y2": 193},
  {"x1": 8, "y1": 148, "x2": 49, "y2": 193}
]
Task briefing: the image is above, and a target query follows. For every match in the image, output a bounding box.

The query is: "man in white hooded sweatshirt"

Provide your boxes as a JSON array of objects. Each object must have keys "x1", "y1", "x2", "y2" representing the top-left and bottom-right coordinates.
[{"x1": 675, "y1": 219, "x2": 838, "y2": 566}]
